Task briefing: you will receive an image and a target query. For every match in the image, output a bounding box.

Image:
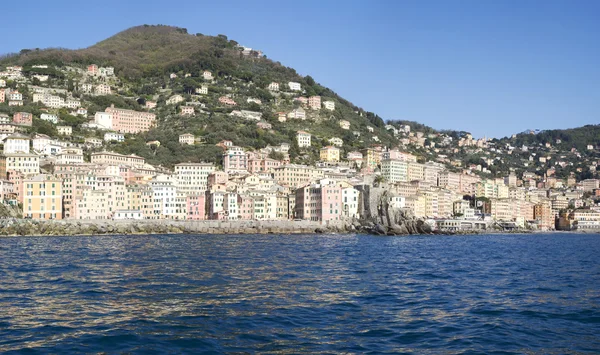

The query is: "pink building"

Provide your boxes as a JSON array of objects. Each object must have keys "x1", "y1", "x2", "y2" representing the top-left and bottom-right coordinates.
[
  {"x1": 13, "y1": 112, "x2": 32, "y2": 126},
  {"x1": 181, "y1": 106, "x2": 195, "y2": 116},
  {"x1": 187, "y1": 194, "x2": 206, "y2": 220},
  {"x1": 7, "y1": 170, "x2": 24, "y2": 203},
  {"x1": 87, "y1": 64, "x2": 98, "y2": 75},
  {"x1": 247, "y1": 158, "x2": 282, "y2": 173},
  {"x1": 0, "y1": 89, "x2": 5, "y2": 103},
  {"x1": 295, "y1": 179, "x2": 343, "y2": 224},
  {"x1": 295, "y1": 97, "x2": 308, "y2": 105},
  {"x1": 237, "y1": 194, "x2": 254, "y2": 220},
  {"x1": 308, "y1": 96, "x2": 321, "y2": 110},
  {"x1": 105, "y1": 104, "x2": 156, "y2": 133},
  {"x1": 218, "y1": 96, "x2": 237, "y2": 106}
]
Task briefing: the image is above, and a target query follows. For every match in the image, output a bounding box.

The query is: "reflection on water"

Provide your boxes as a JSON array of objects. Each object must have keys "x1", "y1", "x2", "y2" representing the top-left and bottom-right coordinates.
[{"x1": 1, "y1": 233, "x2": 599, "y2": 354}]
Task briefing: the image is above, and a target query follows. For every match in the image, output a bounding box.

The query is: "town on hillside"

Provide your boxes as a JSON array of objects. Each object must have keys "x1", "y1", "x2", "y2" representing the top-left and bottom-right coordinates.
[{"x1": 1, "y1": 60, "x2": 600, "y2": 232}]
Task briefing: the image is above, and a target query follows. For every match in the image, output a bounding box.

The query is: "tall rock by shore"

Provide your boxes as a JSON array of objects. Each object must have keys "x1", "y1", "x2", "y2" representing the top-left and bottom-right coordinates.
[{"x1": 355, "y1": 185, "x2": 432, "y2": 235}]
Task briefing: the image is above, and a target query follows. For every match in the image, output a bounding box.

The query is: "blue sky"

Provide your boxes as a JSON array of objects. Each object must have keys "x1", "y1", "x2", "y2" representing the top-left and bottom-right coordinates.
[{"x1": 2, "y1": 0, "x2": 599, "y2": 138}]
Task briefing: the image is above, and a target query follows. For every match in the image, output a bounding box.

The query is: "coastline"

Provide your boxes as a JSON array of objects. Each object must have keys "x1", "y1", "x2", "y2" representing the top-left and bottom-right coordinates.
[{"x1": 0, "y1": 218, "x2": 596, "y2": 237}]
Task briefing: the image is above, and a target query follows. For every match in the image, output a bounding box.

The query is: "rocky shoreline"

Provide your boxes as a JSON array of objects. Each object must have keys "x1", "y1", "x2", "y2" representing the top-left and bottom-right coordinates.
[{"x1": 0, "y1": 217, "x2": 538, "y2": 238}]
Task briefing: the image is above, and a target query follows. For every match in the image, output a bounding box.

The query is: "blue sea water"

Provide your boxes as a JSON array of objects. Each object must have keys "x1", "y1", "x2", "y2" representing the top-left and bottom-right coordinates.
[{"x1": 0, "y1": 233, "x2": 599, "y2": 354}]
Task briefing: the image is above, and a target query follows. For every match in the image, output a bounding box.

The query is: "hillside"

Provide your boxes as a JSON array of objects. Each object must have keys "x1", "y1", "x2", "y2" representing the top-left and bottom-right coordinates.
[
  {"x1": 1, "y1": 25, "x2": 397, "y2": 167},
  {"x1": 1, "y1": 24, "x2": 599, "y2": 181}
]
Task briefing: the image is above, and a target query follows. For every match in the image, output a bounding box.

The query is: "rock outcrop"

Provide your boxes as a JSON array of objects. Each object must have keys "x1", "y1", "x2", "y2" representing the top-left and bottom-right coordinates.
[{"x1": 354, "y1": 185, "x2": 431, "y2": 235}]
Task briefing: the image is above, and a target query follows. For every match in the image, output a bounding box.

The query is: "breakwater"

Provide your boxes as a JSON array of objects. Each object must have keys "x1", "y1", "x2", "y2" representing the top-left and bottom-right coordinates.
[{"x1": 0, "y1": 219, "x2": 349, "y2": 237}]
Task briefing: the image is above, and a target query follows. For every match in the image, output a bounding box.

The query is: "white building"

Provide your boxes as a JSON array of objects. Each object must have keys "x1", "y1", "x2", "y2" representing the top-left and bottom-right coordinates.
[
  {"x1": 179, "y1": 133, "x2": 195, "y2": 145},
  {"x1": 94, "y1": 112, "x2": 113, "y2": 130},
  {"x1": 203, "y1": 71, "x2": 213, "y2": 81},
  {"x1": 175, "y1": 162, "x2": 216, "y2": 195},
  {"x1": 56, "y1": 148, "x2": 84, "y2": 164},
  {"x1": 104, "y1": 132, "x2": 125, "y2": 142},
  {"x1": 42, "y1": 144, "x2": 62, "y2": 156},
  {"x1": 113, "y1": 210, "x2": 143, "y2": 220},
  {"x1": 32, "y1": 134, "x2": 53, "y2": 152},
  {"x1": 323, "y1": 101, "x2": 335, "y2": 111},
  {"x1": 40, "y1": 113, "x2": 59, "y2": 124},
  {"x1": 342, "y1": 187, "x2": 360, "y2": 219},
  {"x1": 3, "y1": 134, "x2": 30, "y2": 154},
  {"x1": 297, "y1": 131, "x2": 311, "y2": 148},
  {"x1": 267, "y1": 82, "x2": 279, "y2": 91},
  {"x1": 95, "y1": 84, "x2": 112, "y2": 95},
  {"x1": 288, "y1": 82, "x2": 302, "y2": 91},
  {"x1": 166, "y1": 95, "x2": 184, "y2": 105},
  {"x1": 195, "y1": 85, "x2": 208, "y2": 95},
  {"x1": 339, "y1": 120, "x2": 350, "y2": 130},
  {"x1": 287, "y1": 107, "x2": 306, "y2": 120},
  {"x1": 328, "y1": 137, "x2": 344, "y2": 147}
]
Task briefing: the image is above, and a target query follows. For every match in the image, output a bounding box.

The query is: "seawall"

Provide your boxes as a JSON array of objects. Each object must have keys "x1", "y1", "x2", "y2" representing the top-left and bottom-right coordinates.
[{"x1": 0, "y1": 219, "x2": 350, "y2": 237}]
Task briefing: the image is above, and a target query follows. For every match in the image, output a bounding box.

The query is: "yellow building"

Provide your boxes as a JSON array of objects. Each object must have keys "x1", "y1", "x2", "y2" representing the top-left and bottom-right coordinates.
[
  {"x1": 320, "y1": 146, "x2": 340, "y2": 162},
  {"x1": 23, "y1": 174, "x2": 62, "y2": 219},
  {"x1": 0, "y1": 153, "x2": 39, "y2": 178}
]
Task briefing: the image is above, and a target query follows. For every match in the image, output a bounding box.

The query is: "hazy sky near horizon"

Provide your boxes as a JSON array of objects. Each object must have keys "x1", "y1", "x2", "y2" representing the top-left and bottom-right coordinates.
[{"x1": 2, "y1": 0, "x2": 599, "y2": 138}]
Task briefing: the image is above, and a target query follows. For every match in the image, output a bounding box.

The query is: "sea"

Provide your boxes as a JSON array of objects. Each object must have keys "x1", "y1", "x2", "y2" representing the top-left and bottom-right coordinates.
[{"x1": 0, "y1": 233, "x2": 598, "y2": 354}]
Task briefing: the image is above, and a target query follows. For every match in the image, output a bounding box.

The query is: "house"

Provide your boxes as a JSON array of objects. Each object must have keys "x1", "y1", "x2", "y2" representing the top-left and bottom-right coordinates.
[
  {"x1": 267, "y1": 82, "x2": 279, "y2": 91},
  {"x1": 104, "y1": 132, "x2": 125, "y2": 142},
  {"x1": 297, "y1": 131, "x2": 311, "y2": 148},
  {"x1": 367, "y1": 126, "x2": 374, "y2": 132},
  {"x1": 219, "y1": 96, "x2": 237, "y2": 106},
  {"x1": 277, "y1": 112, "x2": 287, "y2": 122},
  {"x1": 169, "y1": 73, "x2": 177, "y2": 79},
  {"x1": 87, "y1": 64, "x2": 98, "y2": 75},
  {"x1": 287, "y1": 107, "x2": 306, "y2": 120},
  {"x1": 223, "y1": 146, "x2": 248, "y2": 173},
  {"x1": 145, "y1": 101, "x2": 157, "y2": 109},
  {"x1": 179, "y1": 133, "x2": 195, "y2": 145},
  {"x1": 195, "y1": 85, "x2": 208, "y2": 95},
  {"x1": 13, "y1": 112, "x2": 32, "y2": 126},
  {"x1": 8, "y1": 91, "x2": 23, "y2": 101},
  {"x1": 2, "y1": 133, "x2": 30, "y2": 154},
  {"x1": 203, "y1": 71, "x2": 213, "y2": 81},
  {"x1": 57, "y1": 126, "x2": 72, "y2": 136},
  {"x1": 308, "y1": 96, "x2": 321, "y2": 110},
  {"x1": 216, "y1": 140, "x2": 234, "y2": 149},
  {"x1": 257, "y1": 121, "x2": 272, "y2": 130},
  {"x1": 339, "y1": 120, "x2": 350, "y2": 130},
  {"x1": 0, "y1": 79, "x2": 5, "y2": 87},
  {"x1": 323, "y1": 100, "x2": 335, "y2": 111},
  {"x1": 0, "y1": 89, "x2": 4, "y2": 103},
  {"x1": 22, "y1": 174, "x2": 62, "y2": 220},
  {"x1": 230, "y1": 110, "x2": 261, "y2": 121},
  {"x1": 0, "y1": 153, "x2": 40, "y2": 178},
  {"x1": 85, "y1": 137, "x2": 103, "y2": 147},
  {"x1": 328, "y1": 137, "x2": 344, "y2": 147},
  {"x1": 320, "y1": 146, "x2": 340, "y2": 162},
  {"x1": 80, "y1": 83, "x2": 93, "y2": 93},
  {"x1": 95, "y1": 84, "x2": 111, "y2": 95},
  {"x1": 166, "y1": 95, "x2": 184, "y2": 105},
  {"x1": 180, "y1": 106, "x2": 195, "y2": 116},
  {"x1": 288, "y1": 82, "x2": 302, "y2": 91},
  {"x1": 247, "y1": 98, "x2": 262, "y2": 105},
  {"x1": 40, "y1": 113, "x2": 58, "y2": 124}
]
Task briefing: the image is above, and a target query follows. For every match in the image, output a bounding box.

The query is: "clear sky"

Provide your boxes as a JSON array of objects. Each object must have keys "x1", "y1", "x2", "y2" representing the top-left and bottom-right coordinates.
[{"x1": 2, "y1": 0, "x2": 599, "y2": 138}]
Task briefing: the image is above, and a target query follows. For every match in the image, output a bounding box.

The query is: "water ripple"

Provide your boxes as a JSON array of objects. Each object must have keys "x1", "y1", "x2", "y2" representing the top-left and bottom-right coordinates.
[{"x1": 0, "y1": 233, "x2": 599, "y2": 353}]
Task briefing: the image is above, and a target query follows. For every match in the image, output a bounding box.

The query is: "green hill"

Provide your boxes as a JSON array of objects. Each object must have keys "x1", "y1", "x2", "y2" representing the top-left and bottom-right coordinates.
[{"x1": 1, "y1": 25, "x2": 399, "y2": 168}]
